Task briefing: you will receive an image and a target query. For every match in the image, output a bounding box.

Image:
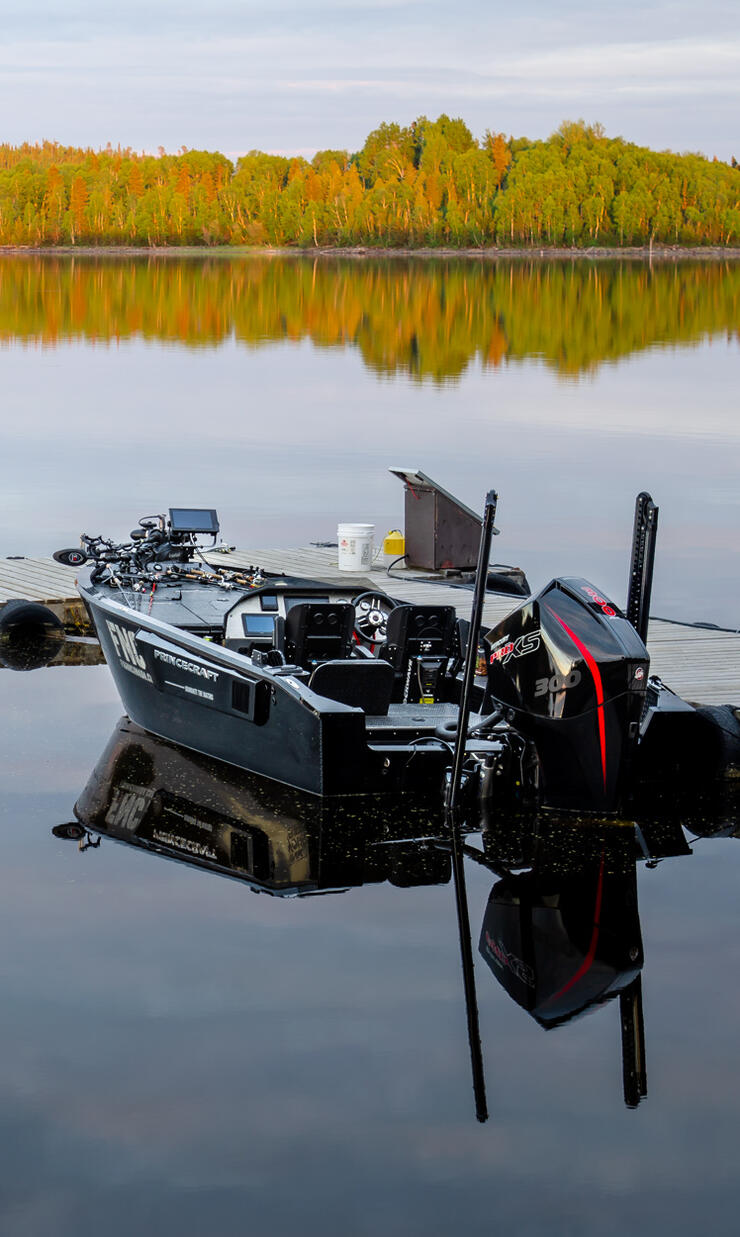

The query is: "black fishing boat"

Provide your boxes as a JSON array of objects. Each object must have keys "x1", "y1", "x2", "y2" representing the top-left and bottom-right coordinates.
[{"x1": 57, "y1": 494, "x2": 740, "y2": 810}]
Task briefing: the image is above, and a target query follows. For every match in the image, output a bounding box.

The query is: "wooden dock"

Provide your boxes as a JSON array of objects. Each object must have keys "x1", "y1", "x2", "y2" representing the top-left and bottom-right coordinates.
[
  {"x1": 1, "y1": 548, "x2": 738, "y2": 706},
  {"x1": 0, "y1": 556, "x2": 88, "y2": 629}
]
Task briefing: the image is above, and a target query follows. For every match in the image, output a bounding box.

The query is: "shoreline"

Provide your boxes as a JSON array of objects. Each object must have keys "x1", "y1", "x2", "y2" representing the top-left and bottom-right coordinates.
[{"x1": 1, "y1": 244, "x2": 740, "y2": 261}]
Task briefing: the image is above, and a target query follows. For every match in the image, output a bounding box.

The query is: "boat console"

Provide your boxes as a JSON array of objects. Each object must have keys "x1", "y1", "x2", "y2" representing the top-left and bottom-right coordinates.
[
  {"x1": 225, "y1": 591, "x2": 466, "y2": 715},
  {"x1": 224, "y1": 584, "x2": 363, "y2": 655}
]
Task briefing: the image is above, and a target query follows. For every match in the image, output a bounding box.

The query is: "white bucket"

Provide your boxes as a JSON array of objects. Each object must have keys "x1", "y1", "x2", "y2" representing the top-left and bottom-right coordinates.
[{"x1": 337, "y1": 523, "x2": 374, "y2": 572}]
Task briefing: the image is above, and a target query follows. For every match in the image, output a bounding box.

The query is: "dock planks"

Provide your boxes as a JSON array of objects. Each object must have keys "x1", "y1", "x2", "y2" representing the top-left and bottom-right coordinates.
[{"x1": 1, "y1": 548, "x2": 738, "y2": 706}]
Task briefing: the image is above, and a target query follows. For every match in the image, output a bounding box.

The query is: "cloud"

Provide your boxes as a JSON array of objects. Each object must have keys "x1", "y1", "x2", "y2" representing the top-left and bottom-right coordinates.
[{"x1": 0, "y1": 4, "x2": 737, "y2": 156}]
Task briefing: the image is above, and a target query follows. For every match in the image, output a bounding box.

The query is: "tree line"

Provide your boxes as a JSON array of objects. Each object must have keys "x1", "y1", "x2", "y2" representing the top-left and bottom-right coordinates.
[
  {"x1": 1, "y1": 255, "x2": 737, "y2": 377},
  {"x1": 0, "y1": 119, "x2": 738, "y2": 249}
]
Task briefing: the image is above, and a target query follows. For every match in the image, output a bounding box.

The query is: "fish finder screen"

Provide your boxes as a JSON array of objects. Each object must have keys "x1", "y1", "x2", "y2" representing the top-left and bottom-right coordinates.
[
  {"x1": 242, "y1": 615, "x2": 276, "y2": 636},
  {"x1": 168, "y1": 508, "x2": 220, "y2": 534}
]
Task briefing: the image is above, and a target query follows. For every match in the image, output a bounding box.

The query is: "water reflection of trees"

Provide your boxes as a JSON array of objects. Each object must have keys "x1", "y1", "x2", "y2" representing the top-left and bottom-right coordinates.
[{"x1": 1, "y1": 256, "x2": 738, "y2": 378}]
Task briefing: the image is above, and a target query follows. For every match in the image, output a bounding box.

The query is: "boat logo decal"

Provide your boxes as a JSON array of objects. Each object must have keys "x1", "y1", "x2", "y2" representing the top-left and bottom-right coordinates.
[
  {"x1": 105, "y1": 620, "x2": 153, "y2": 683},
  {"x1": 152, "y1": 828, "x2": 218, "y2": 860},
  {"x1": 483, "y1": 930, "x2": 535, "y2": 986},
  {"x1": 489, "y1": 629, "x2": 541, "y2": 666},
  {"x1": 163, "y1": 807, "x2": 215, "y2": 834},
  {"x1": 105, "y1": 783, "x2": 155, "y2": 832},
  {"x1": 163, "y1": 679, "x2": 215, "y2": 702},
  {"x1": 153, "y1": 648, "x2": 219, "y2": 682},
  {"x1": 534, "y1": 669, "x2": 582, "y2": 697},
  {"x1": 582, "y1": 585, "x2": 617, "y2": 618}
]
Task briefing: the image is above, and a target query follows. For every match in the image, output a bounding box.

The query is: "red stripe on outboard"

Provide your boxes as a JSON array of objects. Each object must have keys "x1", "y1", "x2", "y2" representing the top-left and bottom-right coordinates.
[
  {"x1": 543, "y1": 853, "x2": 605, "y2": 1006},
  {"x1": 551, "y1": 611, "x2": 607, "y2": 793}
]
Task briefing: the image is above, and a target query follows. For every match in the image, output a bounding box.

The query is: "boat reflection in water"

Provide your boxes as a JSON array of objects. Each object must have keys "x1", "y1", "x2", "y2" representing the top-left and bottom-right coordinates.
[
  {"x1": 56, "y1": 718, "x2": 739, "y2": 1115},
  {"x1": 475, "y1": 814, "x2": 680, "y2": 1109},
  {"x1": 58, "y1": 717, "x2": 454, "y2": 897}
]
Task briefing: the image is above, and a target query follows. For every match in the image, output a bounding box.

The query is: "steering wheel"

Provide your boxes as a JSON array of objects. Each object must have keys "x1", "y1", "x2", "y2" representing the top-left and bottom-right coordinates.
[{"x1": 352, "y1": 591, "x2": 398, "y2": 646}]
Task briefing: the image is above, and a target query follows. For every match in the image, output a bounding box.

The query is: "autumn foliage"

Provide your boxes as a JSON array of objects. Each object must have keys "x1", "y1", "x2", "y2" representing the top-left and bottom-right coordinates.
[{"x1": 0, "y1": 119, "x2": 738, "y2": 249}]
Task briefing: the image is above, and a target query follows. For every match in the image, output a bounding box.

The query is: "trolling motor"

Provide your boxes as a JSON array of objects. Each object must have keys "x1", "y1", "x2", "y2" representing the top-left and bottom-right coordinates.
[
  {"x1": 54, "y1": 508, "x2": 222, "y2": 570},
  {"x1": 126, "y1": 509, "x2": 221, "y2": 563}
]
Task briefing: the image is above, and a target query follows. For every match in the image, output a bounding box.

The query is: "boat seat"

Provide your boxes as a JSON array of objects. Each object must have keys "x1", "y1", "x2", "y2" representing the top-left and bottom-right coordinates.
[
  {"x1": 382, "y1": 604, "x2": 457, "y2": 663},
  {"x1": 308, "y1": 659, "x2": 395, "y2": 715},
  {"x1": 283, "y1": 602, "x2": 355, "y2": 669},
  {"x1": 381, "y1": 604, "x2": 457, "y2": 701}
]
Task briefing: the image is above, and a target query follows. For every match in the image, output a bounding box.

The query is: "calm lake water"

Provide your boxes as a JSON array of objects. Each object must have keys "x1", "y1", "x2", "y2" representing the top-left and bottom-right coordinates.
[{"x1": 1, "y1": 255, "x2": 740, "y2": 1235}]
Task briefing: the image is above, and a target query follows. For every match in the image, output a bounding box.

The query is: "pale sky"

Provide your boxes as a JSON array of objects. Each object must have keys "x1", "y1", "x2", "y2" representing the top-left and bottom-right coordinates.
[{"x1": 1, "y1": 0, "x2": 738, "y2": 161}]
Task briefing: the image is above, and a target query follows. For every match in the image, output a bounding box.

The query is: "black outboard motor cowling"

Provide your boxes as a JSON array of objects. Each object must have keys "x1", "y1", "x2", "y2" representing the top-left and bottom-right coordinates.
[
  {"x1": 484, "y1": 578, "x2": 650, "y2": 811},
  {"x1": 479, "y1": 866, "x2": 643, "y2": 1029}
]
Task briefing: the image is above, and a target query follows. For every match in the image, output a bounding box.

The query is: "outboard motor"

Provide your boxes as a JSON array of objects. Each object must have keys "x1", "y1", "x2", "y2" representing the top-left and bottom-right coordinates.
[{"x1": 484, "y1": 578, "x2": 650, "y2": 811}]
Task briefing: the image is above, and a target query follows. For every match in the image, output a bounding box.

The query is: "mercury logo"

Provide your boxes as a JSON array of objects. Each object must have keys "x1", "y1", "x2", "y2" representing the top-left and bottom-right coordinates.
[{"x1": 489, "y1": 629, "x2": 541, "y2": 666}]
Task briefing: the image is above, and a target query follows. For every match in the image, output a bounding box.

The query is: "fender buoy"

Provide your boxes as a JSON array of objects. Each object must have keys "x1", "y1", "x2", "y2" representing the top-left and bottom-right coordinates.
[
  {"x1": 0, "y1": 599, "x2": 63, "y2": 637},
  {"x1": 0, "y1": 600, "x2": 64, "y2": 670},
  {"x1": 695, "y1": 705, "x2": 740, "y2": 774}
]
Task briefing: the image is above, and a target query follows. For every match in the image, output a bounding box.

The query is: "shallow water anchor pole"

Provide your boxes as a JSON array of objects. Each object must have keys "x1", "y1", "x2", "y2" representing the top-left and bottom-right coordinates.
[
  {"x1": 619, "y1": 975, "x2": 647, "y2": 1109},
  {"x1": 446, "y1": 488, "x2": 498, "y2": 813},
  {"x1": 443, "y1": 488, "x2": 497, "y2": 1123},
  {"x1": 448, "y1": 812, "x2": 489, "y2": 1123},
  {"x1": 626, "y1": 491, "x2": 659, "y2": 644}
]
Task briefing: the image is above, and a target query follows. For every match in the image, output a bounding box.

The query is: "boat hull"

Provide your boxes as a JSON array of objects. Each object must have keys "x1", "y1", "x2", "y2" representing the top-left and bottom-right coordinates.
[{"x1": 79, "y1": 578, "x2": 444, "y2": 797}]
